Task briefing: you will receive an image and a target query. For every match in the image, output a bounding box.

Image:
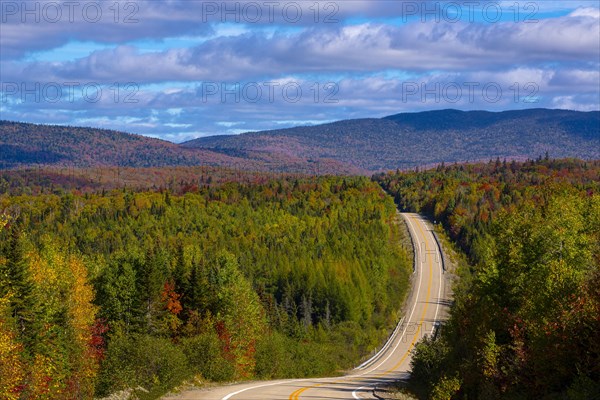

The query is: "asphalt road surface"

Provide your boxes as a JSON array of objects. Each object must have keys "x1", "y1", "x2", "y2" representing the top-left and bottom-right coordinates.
[{"x1": 170, "y1": 213, "x2": 448, "y2": 400}]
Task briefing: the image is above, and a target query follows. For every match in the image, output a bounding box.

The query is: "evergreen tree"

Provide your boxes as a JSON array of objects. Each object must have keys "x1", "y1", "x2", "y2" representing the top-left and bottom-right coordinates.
[
  {"x1": 0, "y1": 221, "x2": 34, "y2": 341},
  {"x1": 136, "y1": 247, "x2": 168, "y2": 334},
  {"x1": 96, "y1": 255, "x2": 138, "y2": 332}
]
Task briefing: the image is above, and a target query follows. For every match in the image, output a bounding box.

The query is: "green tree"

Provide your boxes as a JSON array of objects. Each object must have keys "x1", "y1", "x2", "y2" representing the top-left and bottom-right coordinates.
[
  {"x1": 96, "y1": 255, "x2": 138, "y2": 331},
  {"x1": 0, "y1": 221, "x2": 34, "y2": 342},
  {"x1": 209, "y1": 251, "x2": 267, "y2": 378}
]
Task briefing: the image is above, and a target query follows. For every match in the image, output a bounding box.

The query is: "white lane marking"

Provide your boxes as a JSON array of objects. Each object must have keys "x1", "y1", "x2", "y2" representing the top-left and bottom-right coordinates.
[
  {"x1": 355, "y1": 317, "x2": 404, "y2": 370},
  {"x1": 221, "y1": 380, "x2": 305, "y2": 400},
  {"x1": 357, "y1": 214, "x2": 423, "y2": 376},
  {"x1": 221, "y1": 376, "x2": 339, "y2": 400},
  {"x1": 222, "y1": 214, "x2": 438, "y2": 400},
  {"x1": 352, "y1": 386, "x2": 368, "y2": 399},
  {"x1": 414, "y1": 215, "x2": 443, "y2": 334},
  {"x1": 426, "y1": 218, "x2": 443, "y2": 332},
  {"x1": 405, "y1": 214, "x2": 422, "y2": 274}
]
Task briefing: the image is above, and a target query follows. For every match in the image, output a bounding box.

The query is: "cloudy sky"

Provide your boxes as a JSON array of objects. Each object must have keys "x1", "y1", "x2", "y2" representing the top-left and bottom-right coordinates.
[{"x1": 1, "y1": 0, "x2": 599, "y2": 142}]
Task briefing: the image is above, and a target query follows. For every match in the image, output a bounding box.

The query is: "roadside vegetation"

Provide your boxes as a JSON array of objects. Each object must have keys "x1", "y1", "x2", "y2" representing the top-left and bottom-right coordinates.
[
  {"x1": 376, "y1": 158, "x2": 600, "y2": 400},
  {"x1": 0, "y1": 175, "x2": 411, "y2": 399}
]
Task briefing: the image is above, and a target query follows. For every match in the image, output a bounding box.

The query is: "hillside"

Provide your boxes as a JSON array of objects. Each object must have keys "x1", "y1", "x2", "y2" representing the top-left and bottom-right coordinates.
[
  {"x1": 0, "y1": 121, "x2": 361, "y2": 174},
  {"x1": 1, "y1": 109, "x2": 599, "y2": 174},
  {"x1": 0, "y1": 176, "x2": 411, "y2": 398},
  {"x1": 183, "y1": 109, "x2": 600, "y2": 171},
  {"x1": 0, "y1": 120, "x2": 235, "y2": 169},
  {"x1": 377, "y1": 159, "x2": 600, "y2": 399}
]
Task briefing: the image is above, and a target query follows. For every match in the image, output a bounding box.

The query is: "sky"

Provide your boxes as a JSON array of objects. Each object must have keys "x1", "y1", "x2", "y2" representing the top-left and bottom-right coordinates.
[{"x1": 1, "y1": 0, "x2": 599, "y2": 142}]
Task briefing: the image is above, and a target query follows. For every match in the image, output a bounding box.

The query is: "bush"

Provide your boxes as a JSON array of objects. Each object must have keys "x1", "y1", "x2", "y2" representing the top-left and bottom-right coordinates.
[
  {"x1": 181, "y1": 332, "x2": 235, "y2": 382},
  {"x1": 409, "y1": 336, "x2": 450, "y2": 399},
  {"x1": 255, "y1": 331, "x2": 294, "y2": 379},
  {"x1": 96, "y1": 333, "x2": 191, "y2": 399}
]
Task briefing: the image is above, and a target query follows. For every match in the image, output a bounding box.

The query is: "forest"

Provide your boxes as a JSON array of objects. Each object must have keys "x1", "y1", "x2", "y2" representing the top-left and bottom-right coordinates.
[
  {"x1": 0, "y1": 175, "x2": 411, "y2": 399},
  {"x1": 376, "y1": 158, "x2": 600, "y2": 400}
]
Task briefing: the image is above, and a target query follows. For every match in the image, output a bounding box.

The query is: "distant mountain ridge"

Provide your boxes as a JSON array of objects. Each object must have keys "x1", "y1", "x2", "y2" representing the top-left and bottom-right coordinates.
[
  {"x1": 183, "y1": 109, "x2": 600, "y2": 172},
  {"x1": 0, "y1": 120, "x2": 343, "y2": 173},
  {"x1": 0, "y1": 120, "x2": 211, "y2": 169},
  {"x1": 1, "y1": 109, "x2": 598, "y2": 173}
]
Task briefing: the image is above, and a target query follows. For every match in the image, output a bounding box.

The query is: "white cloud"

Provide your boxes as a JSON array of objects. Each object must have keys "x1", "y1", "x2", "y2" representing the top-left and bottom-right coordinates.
[
  {"x1": 5, "y1": 10, "x2": 597, "y2": 86},
  {"x1": 1, "y1": 1, "x2": 599, "y2": 139},
  {"x1": 569, "y1": 7, "x2": 600, "y2": 18},
  {"x1": 552, "y1": 95, "x2": 600, "y2": 111}
]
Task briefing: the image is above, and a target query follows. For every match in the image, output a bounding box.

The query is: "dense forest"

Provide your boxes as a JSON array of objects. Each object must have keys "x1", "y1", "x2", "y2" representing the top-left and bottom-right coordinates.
[
  {"x1": 0, "y1": 166, "x2": 308, "y2": 196},
  {"x1": 376, "y1": 158, "x2": 600, "y2": 400},
  {"x1": 0, "y1": 175, "x2": 411, "y2": 399}
]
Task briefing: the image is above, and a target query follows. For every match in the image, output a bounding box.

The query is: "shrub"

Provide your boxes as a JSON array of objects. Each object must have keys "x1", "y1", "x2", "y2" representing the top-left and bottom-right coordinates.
[
  {"x1": 181, "y1": 332, "x2": 235, "y2": 382},
  {"x1": 97, "y1": 333, "x2": 191, "y2": 399}
]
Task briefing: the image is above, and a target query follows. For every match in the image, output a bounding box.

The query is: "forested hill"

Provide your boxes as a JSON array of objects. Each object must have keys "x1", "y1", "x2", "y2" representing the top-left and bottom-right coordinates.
[
  {"x1": 0, "y1": 120, "x2": 267, "y2": 171},
  {"x1": 0, "y1": 121, "x2": 361, "y2": 174},
  {"x1": 2, "y1": 109, "x2": 599, "y2": 174},
  {"x1": 376, "y1": 158, "x2": 600, "y2": 399},
  {"x1": 183, "y1": 109, "x2": 600, "y2": 171},
  {"x1": 0, "y1": 176, "x2": 412, "y2": 399}
]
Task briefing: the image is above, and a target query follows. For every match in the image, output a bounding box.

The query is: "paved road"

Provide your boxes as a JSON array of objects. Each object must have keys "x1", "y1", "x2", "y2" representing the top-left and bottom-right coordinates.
[{"x1": 170, "y1": 213, "x2": 448, "y2": 400}]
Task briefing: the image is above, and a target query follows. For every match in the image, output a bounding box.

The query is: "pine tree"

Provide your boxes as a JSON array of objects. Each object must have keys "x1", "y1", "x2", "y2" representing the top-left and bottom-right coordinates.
[
  {"x1": 173, "y1": 242, "x2": 189, "y2": 304},
  {"x1": 186, "y1": 260, "x2": 209, "y2": 314},
  {"x1": 1, "y1": 221, "x2": 34, "y2": 342},
  {"x1": 300, "y1": 293, "x2": 312, "y2": 328},
  {"x1": 136, "y1": 248, "x2": 167, "y2": 334},
  {"x1": 96, "y1": 256, "x2": 137, "y2": 331}
]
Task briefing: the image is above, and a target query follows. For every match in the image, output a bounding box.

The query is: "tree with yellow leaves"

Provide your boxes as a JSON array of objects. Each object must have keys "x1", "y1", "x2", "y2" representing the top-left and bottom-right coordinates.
[{"x1": 0, "y1": 297, "x2": 26, "y2": 400}]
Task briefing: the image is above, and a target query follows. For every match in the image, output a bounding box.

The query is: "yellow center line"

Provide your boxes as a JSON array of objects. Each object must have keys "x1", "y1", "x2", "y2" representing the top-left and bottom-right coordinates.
[
  {"x1": 380, "y1": 216, "x2": 432, "y2": 375},
  {"x1": 289, "y1": 384, "x2": 320, "y2": 400},
  {"x1": 288, "y1": 215, "x2": 436, "y2": 399}
]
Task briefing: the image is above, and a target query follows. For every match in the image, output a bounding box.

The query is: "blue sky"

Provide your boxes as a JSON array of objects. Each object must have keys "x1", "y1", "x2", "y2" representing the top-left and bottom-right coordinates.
[{"x1": 1, "y1": 0, "x2": 599, "y2": 142}]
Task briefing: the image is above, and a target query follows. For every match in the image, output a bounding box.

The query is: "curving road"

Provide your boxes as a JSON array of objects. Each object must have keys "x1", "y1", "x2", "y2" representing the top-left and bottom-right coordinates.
[{"x1": 169, "y1": 213, "x2": 449, "y2": 400}]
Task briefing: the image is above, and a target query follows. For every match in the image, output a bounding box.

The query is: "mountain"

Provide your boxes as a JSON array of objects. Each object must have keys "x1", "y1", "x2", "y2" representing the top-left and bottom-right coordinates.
[
  {"x1": 183, "y1": 109, "x2": 600, "y2": 171},
  {"x1": 0, "y1": 120, "x2": 359, "y2": 174},
  {"x1": 0, "y1": 120, "x2": 228, "y2": 169},
  {"x1": 1, "y1": 109, "x2": 599, "y2": 173}
]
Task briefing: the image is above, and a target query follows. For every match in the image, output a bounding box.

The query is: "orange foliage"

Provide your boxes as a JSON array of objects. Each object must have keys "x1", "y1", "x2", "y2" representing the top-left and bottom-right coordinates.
[
  {"x1": 161, "y1": 281, "x2": 183, "y2": 334},
  {"x1": 162, "y1": 281, "x2": 182, "y2": 316}
]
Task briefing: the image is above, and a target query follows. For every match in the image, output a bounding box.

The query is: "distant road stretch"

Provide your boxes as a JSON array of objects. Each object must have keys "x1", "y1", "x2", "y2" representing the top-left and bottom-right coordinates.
[{"x1": 169, "y1": 213, "x2": 448, "y2": 400}]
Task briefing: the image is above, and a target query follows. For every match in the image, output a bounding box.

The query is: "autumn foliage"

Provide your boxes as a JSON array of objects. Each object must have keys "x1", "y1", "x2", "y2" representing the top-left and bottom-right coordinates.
[
  {"x1": 0, "y1": 174, "x2": 411, "y2": 399},
  {"x1": 0, "y1": 223, "x2": 100, "y2": 399},
  {"x1": 377, "y1": 158, "x2": 600, "y2": 399}
]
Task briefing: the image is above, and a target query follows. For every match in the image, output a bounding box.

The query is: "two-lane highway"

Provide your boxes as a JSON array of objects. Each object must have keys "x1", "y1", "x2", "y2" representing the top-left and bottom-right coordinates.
[{"x1": 170, "y1": 213, "x2": 448, "y2": 400}]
